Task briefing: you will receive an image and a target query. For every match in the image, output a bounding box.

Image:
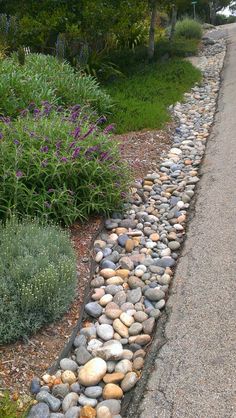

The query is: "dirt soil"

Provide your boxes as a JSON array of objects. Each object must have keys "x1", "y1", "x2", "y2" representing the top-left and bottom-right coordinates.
[{"x1": 0, "y1": 123, "x2": 173, "y2": 397}]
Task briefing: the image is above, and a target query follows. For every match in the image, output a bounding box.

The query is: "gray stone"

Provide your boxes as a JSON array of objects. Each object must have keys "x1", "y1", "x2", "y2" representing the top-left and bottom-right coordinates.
[
  {"x1": 60, "y1": 358, "x2": 78, "y2": 372},
  {"x1": 50, "y1": 414, "x2": 65, "y2": 418},
  {"x1": 52, "y1": 384, "x2": 70, "y2": 399},
  {"x1": 91, "y1": 277, "x2": 105, "y2": 287},
  {"x1": 73, "y1": 335, "x2": 87, "y2": 348},
  {"x1": 105, "y1": 285, "x2": 122, "y2": 295},
  {"x1": 127, "y1": 288, "x2": 142, "y2": 304},
  {"x1": 117, "y1": 234, "x2": 129, "y2": 247},
  {"x1": 128, "y1": 276, "x2": 145, "y2": 289},
  {"x1": 78, "y1": 394, "x2": 98, "y2": 407},
  {"x1": 65, "y1": 407, "x2": 81, "y2": 418},
  {"x1": 36, "y1": 392, "x2": 61, "y2": 412},
  {"x1": 149, "y1": 308, "x2": 161, "y2": 318},
  {"x1": 121, "y1": 372, "x2": 139, "y2": 392},
  {"x1": 62, "y1": 393, "x2": 79, "y2": 413},
  {"x1": 76, "y1": 346, "x2": 92, "y2": 365},
  {"x1": 142, "y1": 317, "x2": 155, "y2": 334},
  {"x1": 80, "y1": 326, "x2": 97, "y2": 338},
  {"x1": 119, "y1": 256, "x2": 134, "y2": 270},
  {"x1": 93, "y1": 340, "x2": 123, "y2": 361},
  {"x1": 168, "y1": 241, "x2": 181, "y2": 251},
  {"x1": 70, "y1": 383, "x2": 81, "y2": 394},
  {"x1": 128, "y1": 322, "x2": 143, "y2": 336},
  {"x1": 97, "y1": 400, "x2": 121, "y2": 415},
  {"x1": 97, "y1": 324, "x2": 114, "y2": 341},
  {"x1": 30, "y1": 377, "x2": 41, "y2": 395},
  {"x1": 156, "y1": 257, "x2": 175, "y2": 268},
  {"x1": 101, "y1": 260, "x2": 117, "y2": 270},
  {"x1": 84, "y1": 386, "x2": 103, "y2": 398},
  {"x1": 113, "y1": 290, "x2": 127, "y2": 306},
  {"x1": 27, "y1": 403, "x2": 50, "y2": 418},
  {"x1": 145, "y1": 288, "x2": 165, "y2": 301},
  {"x1": 85, "y1": 302, "x2": 103, "y2": 318}
]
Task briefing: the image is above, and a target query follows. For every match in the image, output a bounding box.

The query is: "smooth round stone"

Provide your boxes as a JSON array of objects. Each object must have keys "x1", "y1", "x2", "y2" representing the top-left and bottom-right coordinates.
[
  {"x1": 134, "y1": 302, "x2": 144, "y2": 311},
  {"x1": 70, "y1": 383, "x2": 81, "y2": 394},
  {"x1": 103, "y1": 384, "x2": 123, "y2": 400},
  {"x1": 133, "y1": 349, "x2": 146, "y2": 359},
  {"x1": 93, "y1": 340, "x2": 123, "y2": 361},
  {"x1": 36, "y1": 392, "x2": 61, "y2": 412},
  {"x1": 76, "y1": 346, "x2": 92, "y2": 365},
  {"x1": 149, "y1": 308, "x2": 161, "y2": 318},
  {"x1": 113, "y1": 290, "x2": 127, "y2": 306},
  {"x1": 105, "y1": 302, "x2": 122, "y2": 319},
  {"x1": 157, "y1": 274, "x2": 171, "y2": 285},
  {"x1": 155, "y1": 299, "x2": 166, "y2": 309},
  {"x1": 115, "y1": 359, "x2": 132, "y2": 374},
  {"x1": 87, "y1": 339, "x2": 103, "y2": 352},
  {"x1": 120, "y1": 302, "x2": 134, "y2": 312},
  {"x1": 95, "y1": 251, "x2": 103, "y2": 263},
  {"x1": 97, "y1": 324, "x2": 114, "y2": 341},
  {"x1": 52, "y1": 383, "x2": 70, "y2": 399},
  {"x1": 105, "y1": 285, "x2": 121, "y2": 295},
  {"x1": 30, "y1": 377, "x2": 41, "y2": 394},
  {"x1": 134, "y1": 311, "x2": 148, "y2": 322},
  {"x1": 78, "y1": 394, "x2": 97, "y2": 407},
  {"x1": 133, "y1": 357, "x2": 144, "y2": 370},
  {"x1": 150, "y1": 233, "x2": 160, "y2": 241},
  {"x1": 129, "y1": 334, "x2": 151, "y2": 346},
  {"x1": 145, "y1": 288, "x2": 165, "y2": 301},
  {"x1": 98, "y1": 314, "x2": 113, "y2": 325},
  {"x1": 116, "y1": 269, "x2": 129, "y2": 279},
  {"x1": 121, "y1": 372, "x2": 139, "y2": 392},
  {"x1": 125, "y1": 239, "x2": 135, "y2": 252},
  {"x1": 65, "y1": 406, "x2": 81, "y2": 418},
  {"x1": 120, "y1": 312, "x2": 134, "y2": 327},
  {"x1": 92, "y1": 288, "x2": 105, "y2": 301},
  {"x1": 78, "y1": 358, "x2": 107, "y2": 386},
  {"x1": 113, "y1": 319, "x2": 129, "y2": 338},
  {"x1": 101, "y1": 260, "x2": 117, "y2": 270},
  {"x1": 107, "y1": 361, "x2": 116, "y2": 373},
  {"x1": 84, "y1": 386, "x2": 103, "y2": 399},
  {"x1": 96, "y1": 400, "x2": 121, "y2": 415},
  {"x1": 128, "y1": 322, "x2": 143, "y2": 336},
  {"x1": 80, "y1": 406, "x2": 96, "y2": 418},
  {"x1": 122, "y1": 349, "x2": 133, "y2": 360},
  {"x1": 100, "y1": 294, "x2": 113, "y2": 306},
  {"x1": 60, "y1": 358, "x2": 78, "y2": 372},
  {"x1": 106, "y1": 276, "x2": 124, "y2": 285},
  {"x1": 156, "y1": 257, "x2": 175, "y2": 267},
  {"x1": 160, "y1": 248, "x2": 171, "y2": 257},
  {"x1": 128, "y1": 276, "x2": 144, "y2": 289},
  {"x1": 97, "y1": 406, "x2": 112, "y2": 418},
  {"x1": 117, "y1": 234, "x2": 129, "y2": 247},
  {"x1": 85, "y1": 302, "x2": 102, "y2": 318},
  {"x1": 127, "y1": 288, "x2": 142, "y2": 304},
  {"x1": 100, "y1": 269, "x2": 116, "y2": 279},
  {"x1": 91, "y1": 277, "x2": 105, "y2": 288},
  {"x1": 134, "y1": 269, "x2": 144, "y2": 277},
  {"x1": 142, "y1": 317, "x2": 155, "y2": 334},
  {"x1": 119, "y1": 256, "x2": 134, "y2": 271},
  {"x1": 103, "y1": 248, "x2": 112, "y2": 257},
  {"x1": 103, "y1": 372, "x2": 125, "y2": 384},
  {"x1": 27, "y1": 403, "x2": 50, "y2": 418},
  {"x1": 108, "y1": 233, "x2": 118, "y2": 242},
  {"x1": 74, "y1": 334, "x2": 87, "y2": 348},
  {"x1": 168, "y1": 241, "x2": 181, "y2": 250},
  {"x1": 50, "y1": 413, "x2": 65, "y2": 418},
  {"x1": 62, "y1": 393, "x2": 79, "y2": 413}
]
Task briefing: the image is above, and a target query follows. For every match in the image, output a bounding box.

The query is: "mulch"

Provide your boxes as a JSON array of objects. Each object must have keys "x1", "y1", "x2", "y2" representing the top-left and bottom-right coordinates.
[{"x1": 0, "y1": 123, "x2": 173, "y2": 396}]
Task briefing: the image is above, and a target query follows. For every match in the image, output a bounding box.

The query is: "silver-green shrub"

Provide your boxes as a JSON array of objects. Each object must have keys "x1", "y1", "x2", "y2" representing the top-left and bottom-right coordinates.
[
  {"x1": 0, "y1": 218, "x2": 77, "y2": 344},
  {"x1": 175, "y1": 18, "x2": 203, "y2": 40}
]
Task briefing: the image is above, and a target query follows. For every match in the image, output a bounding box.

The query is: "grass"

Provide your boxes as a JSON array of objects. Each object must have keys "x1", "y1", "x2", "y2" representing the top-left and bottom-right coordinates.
[
  {"x1": 0, "y1": 392, "x2": 28, "y2": 418},
  {"x1": 106, "y1": 58, "x2": 201, "y2": 134}
]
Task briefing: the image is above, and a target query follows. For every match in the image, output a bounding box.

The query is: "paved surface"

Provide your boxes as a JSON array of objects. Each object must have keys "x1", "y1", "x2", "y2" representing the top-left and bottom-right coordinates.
[{"x1": 130, "y1": 25, "x2": 236, "y2": 418}]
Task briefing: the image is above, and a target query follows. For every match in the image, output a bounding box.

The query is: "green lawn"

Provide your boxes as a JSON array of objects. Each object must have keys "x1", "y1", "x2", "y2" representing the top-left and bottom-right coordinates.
[{"x1": 106, "y1": 58, "x2": 201, "y2": 134}]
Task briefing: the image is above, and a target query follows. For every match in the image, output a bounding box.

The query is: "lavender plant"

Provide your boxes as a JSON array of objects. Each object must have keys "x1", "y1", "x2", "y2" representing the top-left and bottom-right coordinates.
[
  {"x1": 0, "y1": 217, "x2": 77, "y2": 344},
  {"x1": 0, "y1": 103, "x2": 129, "y2": 224}
]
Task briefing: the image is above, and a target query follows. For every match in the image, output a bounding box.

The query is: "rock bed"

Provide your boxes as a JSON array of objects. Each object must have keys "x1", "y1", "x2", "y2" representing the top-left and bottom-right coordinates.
[{"x1": 27, "y1": 37, "x2": 226, "y2": 418}]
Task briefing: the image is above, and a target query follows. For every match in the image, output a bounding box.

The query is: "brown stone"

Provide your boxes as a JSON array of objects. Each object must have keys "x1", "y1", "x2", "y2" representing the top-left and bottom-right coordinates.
[
  {"x1": 116, "y1": 269, "x2": 129, "y2": 279},
  {"x1": 103, "y1": 383, "x2": 123, "y2": 400},
  {"x1": 150, "y1": 233, "x2": 160, "y2": 242},
  {"x1": 103, "y1": 372, "x2": 125, "y2": 384},
  {"x1": 125, "y1": 239, "x2": 135, "y2": 253},
  {"x1": 113, "y1": 319, "x2": 129, "y2": 338},
  {"x1": 80, "y1": 405, "x2": 96, "y2": 418},
  {"x1": 115, "y1": 227, "x2": 128, "y2": 235},
  {"x1": 105, "y1": 302, "x2": 122, "y2": 319},
  {"x1": 100, "y1": 269, "x2": 116, "y2": 279}
]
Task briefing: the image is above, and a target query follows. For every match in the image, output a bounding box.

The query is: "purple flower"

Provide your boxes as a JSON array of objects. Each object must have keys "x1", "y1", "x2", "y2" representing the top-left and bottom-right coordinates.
[
  {"x1": 33, "y1": 108, "x2": 40, "y2": 115},
  {"x1": 48, "y1": 188, "x2": 55, "y2": 193},
  {"x1": 103, "y1": 124, "x2": 115, "y2": 134},
  {"x1": 61, "y1": 157, "x2": 68, "y2": 163},
  {"x1": 68, "y1": 190, "x2": 75, "y2": 196},
  {"x1": 71, "y1": 105, "x2": 81, "y2": 112},
  {"x1": 69, "y1": 141, "x2": 76, "y2": 149},
  {"x1": 56, "y1": 141, "x2": 62, "y2": 150},
  {"x1": 29, "y1": 131, "x2": 36, "y2": 137},
  {"x1": 40, "y1": 146, "x2": 49, "y2": 153},
  {"x1": 0, "y1": 133, "x2": 3, "y2": 140},
  {"x1": 72, "y1": 147, "x2": 81, "y2": 159},
  {"x1": 97, "y1": 115, "x2": 107, "y2": 124},
  {"x1": 28, "y1": 102, "x2": 36, "y2": 110},
  {"x1": 16, "y1": 170, "x2": 23, "y2": 178},
  {"x1": 20, "y1": 109, "x2": 28, "y2": 117},
  {"x1": 13, "y1": 139, "x2": 20, "y2": 145},
  {"x1": 44, "y1": 201, "x2": 51, "y2": 208},
  {"x1": 81, "y1": 125, "x2": 96, "y2": 140},
  {"x1": 71, "y1": 126, "x2": 81, "y2": 139},
  {"x1": 85, "y1": 145, "x2": 99, "y2": 155},
  {"x1": 41, "y1": 159, "x2": 48, "y2": 167},
  {"x1": 100, "y1": 151, "x2": 110, "y2": 161}
]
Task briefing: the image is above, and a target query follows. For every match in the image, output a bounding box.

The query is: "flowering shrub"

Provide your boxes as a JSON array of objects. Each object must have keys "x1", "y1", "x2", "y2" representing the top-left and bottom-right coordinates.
[
  {"x1": 0, "y1": 218, "x2": 77, "y2": 344},
  {"x1": 0, "y1": 103, "x2": 129, "y2": 224},
  {"x1": 0, "y1": 53, "x2": 112, "y2": 117}
]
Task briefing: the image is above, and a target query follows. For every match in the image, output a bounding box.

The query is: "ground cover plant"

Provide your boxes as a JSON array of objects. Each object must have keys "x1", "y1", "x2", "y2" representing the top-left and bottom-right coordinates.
[
  {"x1": 0, "y1": 391, "x2": 28, "y2": 418},
  {"x1": 0, "y1": 218, "x2": 77, "y2": 344},
  {"x1": 0, "y1": 53, "x2": 112, "y2": 117},
  {"x1": 106, "y1": 58, "x2": 201, "y2": 134},
  {"x1": 0, "y1": 103, "x2": 129, "y2": 224}
]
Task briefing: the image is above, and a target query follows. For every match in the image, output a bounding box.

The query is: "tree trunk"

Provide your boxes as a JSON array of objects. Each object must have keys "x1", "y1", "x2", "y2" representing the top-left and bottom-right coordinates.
[
  {"x1": 169, "y1": 4, "x2": 177, "y2": 42},
  {"x1": 148, "y1": 0, "x2": 158, "y2": 61},
  {"x1": 209, "y1": 1, "x2": 217, "y2": 25}
]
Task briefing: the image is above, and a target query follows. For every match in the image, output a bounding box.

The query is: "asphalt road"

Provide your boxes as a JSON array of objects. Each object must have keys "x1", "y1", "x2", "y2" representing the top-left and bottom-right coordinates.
[{"x1": 128, "y1": 24, "x2": 236, "y2": 418}]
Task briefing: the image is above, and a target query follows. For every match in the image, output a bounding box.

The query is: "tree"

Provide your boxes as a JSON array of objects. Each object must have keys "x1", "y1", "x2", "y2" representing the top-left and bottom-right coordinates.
[{"x1": 148, "y1": 0, "x2": 158, "y2": 60}]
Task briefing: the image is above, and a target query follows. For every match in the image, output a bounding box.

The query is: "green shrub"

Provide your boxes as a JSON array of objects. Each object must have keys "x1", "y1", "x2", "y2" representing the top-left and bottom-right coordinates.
[
  {"x1": 0, "y1": 53, "x2": 112, "y2": 117},
  {"x1": 0, "y1": 391, "x2": 28, "y2": 418},
  {"x1": 0, "y1": 218, "x2": 77, "y2": 344},
  {"x1": 0, "y1": 104, "x2": 129, "y2": 224},
  {"x1": 175, "y1": 18, "x2": 203, "y2": 40}
]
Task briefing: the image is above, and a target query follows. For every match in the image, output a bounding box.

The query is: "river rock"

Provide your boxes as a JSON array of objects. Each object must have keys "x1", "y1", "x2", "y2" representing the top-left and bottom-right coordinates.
[
  {"x1": 36, "y1": 391, "x2": 61, "y2": 412},
  {"x1": 97, "y1": 324, "x2": 114, "y2": 341},
  {"x1": 62, "y1": 393, "x2": 79, "y2": 413},
  {"x1": 93, "y1": 340, "x2": 123, "y2": 361},
  {"x1": 27, "y1": 403, "x2": 50, "y2": 418},
  {"x1": 103, "y1": 384, "x2": 123, "y2": 400},
  {"x1": 78, "y1": 358, "x2": 107, "y2": 386},
  {"x1": 60, "y1": 358, "x2": 78, "y2": 372},
  {"x1": 121, "y1": 372, "x2": 139, "y2": 392}
]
